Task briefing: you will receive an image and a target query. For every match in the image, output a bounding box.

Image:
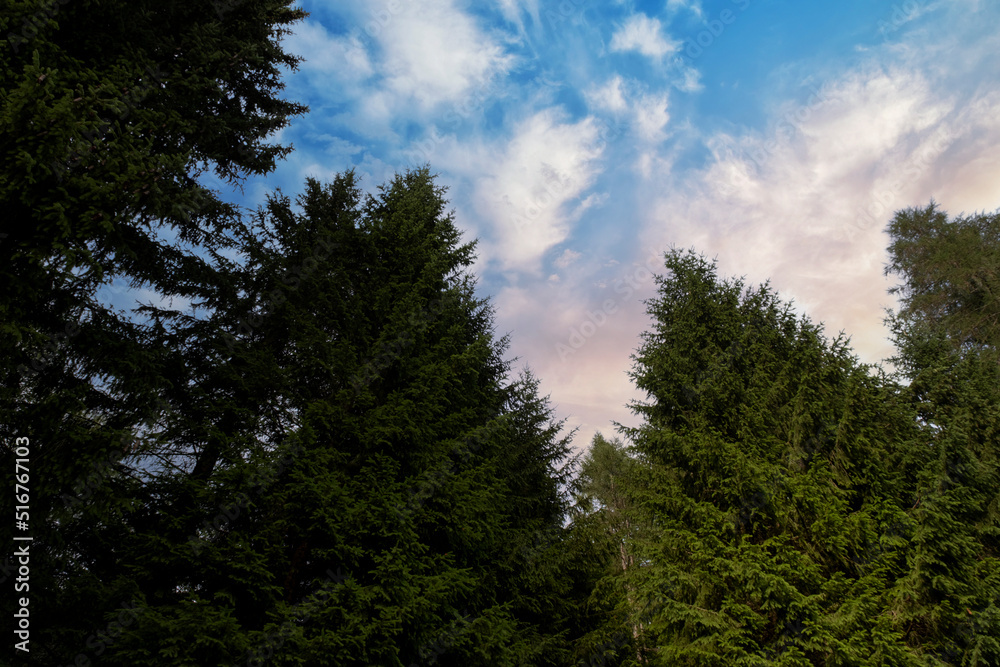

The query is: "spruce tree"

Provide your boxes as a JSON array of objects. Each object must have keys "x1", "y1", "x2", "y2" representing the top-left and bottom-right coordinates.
[
  {"x1": 884, "y1": 326, "x2": 1000, "y2": 665},
  {"x1": 1, "y1": 3, "x2": 306, "y2": 661},
  {"x1": 36, "y1": 168, "x2": 586, "y2": 666},
  {"x1": 885, "y1": 203, "x2": 1000, "y2": 664},
  {"x1": 619, "y1": 249, "x2": 920, "y2": 665}
]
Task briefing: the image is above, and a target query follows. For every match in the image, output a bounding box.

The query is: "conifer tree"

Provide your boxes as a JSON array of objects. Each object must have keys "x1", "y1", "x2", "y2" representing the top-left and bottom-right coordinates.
[
  {"x1": 885, "y1": 203, "x2": 1000, "y2": 664},
  {"x1": 1, "y1": 3, "x2": 594, "y2": 663},
  {"x1": 33, "y1": 168, "x2": 585, "y2": 666},
  {"x1": 619, "y1": 249, "x2": 920, "y2": 665},
  {"x1": 884, "y1": 327, "x2": 1000, "y2": 664},
  {"x1": 1, "y1": 3, "x2": 307, "y2": 661}
]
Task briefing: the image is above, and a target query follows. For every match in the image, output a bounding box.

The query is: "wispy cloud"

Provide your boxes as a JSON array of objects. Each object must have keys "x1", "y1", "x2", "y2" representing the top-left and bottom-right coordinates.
[
  {"x1": 585, "y1": 76, "x2": 671, "y2": 146},
  {"x1": 496, "y1": 0, "x2": 541, "y2": 33},
  {"x1": 640, "y1": 62, "x2": 1000, "y2": 363},
  {"x1": 610, "y1": 14, "x2": 679, "y2": 61},
  {"x1": 667, "y1": 0, "x2": 704, "y2": 18},
  {"x1": 472, "y1": 109, "x2": 605, "y2": 273},
  {"x1": 554, "y1": 248, "x2": 582, "y2": 269},
  {"x1": 236, "y1": 0, "x2": 1000, "y2": 453},
  {"x1": 586, "y1": 76, "x2": 629, "y2": 113},
  {"x1": 633, "y1": 91, "x2": 671, "y2": 143}
]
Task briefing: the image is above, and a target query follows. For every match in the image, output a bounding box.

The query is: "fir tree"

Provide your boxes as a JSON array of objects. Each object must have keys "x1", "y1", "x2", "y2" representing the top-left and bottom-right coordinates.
[
  {"x1": 37, "y1": 168, "x2": 587, "y2": 666},
  {"x1": 1, "y1": 2, "x2": 307, "y2": 661},
  {"x1": 885, "y1": 203, "x2": 1000, "y2": 664},
  {"x1": 619, "y1": 249, "x2": 920, "y2": 665}
]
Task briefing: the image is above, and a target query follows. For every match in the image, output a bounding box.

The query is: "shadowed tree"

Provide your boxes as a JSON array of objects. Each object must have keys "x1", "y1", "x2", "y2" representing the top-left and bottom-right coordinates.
[
  {"x1": 53, "y1": 168, "x2": 589, "y2": 666},
  {"x1": 1, "y1": 2, "x2": 307, "y2": 662}
]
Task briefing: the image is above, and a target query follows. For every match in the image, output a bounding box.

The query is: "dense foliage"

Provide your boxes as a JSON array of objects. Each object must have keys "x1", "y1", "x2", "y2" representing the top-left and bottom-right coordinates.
[
  {"x1": 572, "y1": 243, "x2": 999, "y2": 665},
  {"x1": 2, "y1": 3, "x2": 588, "y2": 664},
  {"x1": 2, "y1": 2, "x2": 997, "y2": 665},
  {"x1": 886, "y1": 204, "x2": 999, "y2": 353},
  {"x1": 2, "y1": 1, "x2": 307, "y2": 662}
]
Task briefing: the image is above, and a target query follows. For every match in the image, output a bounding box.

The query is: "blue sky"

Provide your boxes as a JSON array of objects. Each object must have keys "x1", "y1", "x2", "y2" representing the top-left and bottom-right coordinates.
[{"x1": 201, "y1": 0, "x2": 1000, "y2": 451}]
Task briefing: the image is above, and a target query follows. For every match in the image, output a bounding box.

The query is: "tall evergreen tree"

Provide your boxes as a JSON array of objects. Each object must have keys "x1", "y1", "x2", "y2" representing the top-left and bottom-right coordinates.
[
  {"x1": 29, "y1": 168, "x2": 586, "y2": 666},
  {"x1": 618, "y1": 249, "x2": 921, "y2": 665},
  {"x1": 883, "y1": 326, "x2": 1000, "y2": 665},
  {"x1": 1, "y1": 3, "x2": 306, "y2": 661},
  {"x1": 885, "y1": 203, "x2": 1000, "y2": 664}
]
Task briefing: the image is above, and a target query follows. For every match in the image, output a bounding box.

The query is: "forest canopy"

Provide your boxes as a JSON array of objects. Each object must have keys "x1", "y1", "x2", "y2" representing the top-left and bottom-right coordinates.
[{"x1": 1, "y1": 1, "x2": 998, "y2": 665}]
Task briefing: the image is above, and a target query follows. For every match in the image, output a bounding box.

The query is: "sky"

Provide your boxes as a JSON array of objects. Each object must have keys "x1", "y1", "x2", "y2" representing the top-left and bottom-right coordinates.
[{"x1": 204, "y1": 0, "x2": 1000, "y2": 453}]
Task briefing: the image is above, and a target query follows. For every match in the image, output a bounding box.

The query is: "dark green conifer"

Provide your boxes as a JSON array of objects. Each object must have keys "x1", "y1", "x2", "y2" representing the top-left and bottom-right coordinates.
[
  {"x1": 618, "y1": 249, "x2": 920, "y2": 665},
  {"x1": 1, "y1": 2, "x2": 307, "y2": 662},
  {"x1": 48, "y1": 168, "x2": 586, "y2": 666},
  {"x1": 885, "y1": 203, "x2": 1000, "y2": 664}
]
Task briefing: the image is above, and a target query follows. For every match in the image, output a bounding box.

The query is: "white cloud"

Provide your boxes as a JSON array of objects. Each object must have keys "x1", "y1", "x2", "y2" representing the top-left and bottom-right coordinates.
[
  {"x1": 672, "y1": 65, "x2": 702, "y2": 93},
  {"x1": 634, "y1": 92, "x2": 671, "y2": 142},
  {"x1": 496, "y1": 0, "x2": 541, "y2": 32},
  {"x1": 586, "y1": 77, "x2": 671, "y2": 144},
  {"x1": 640, "y1": 64, "x2": 1000, "y2": 365},
  {"x1": 474, "y1": 109, "x2": 605, "y2": 273},
  {"x1": 571, "y1": 192, "x2": 610, "y2": 219},
  {"x1": 586, "y1": 76, "x2": 629, "y2": 113},
  {"x1": 610, "y1": 14, "x2": 679, "y2": 61},
  {"x1": 287, "y1": 21, "x2": 374, "y2": 80},
  {"x1": 379, "y1": 1, "x2": 512, "y2": 111},
  {"x1": 666, "y1": 0, "x2": 703, "y2": 17},
  {"x1": 288, "y1": 1, "x2": 512, "y2": 134},
  {"x1": 555, "y1": 248, "x2": 582, "y2": 269}
]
